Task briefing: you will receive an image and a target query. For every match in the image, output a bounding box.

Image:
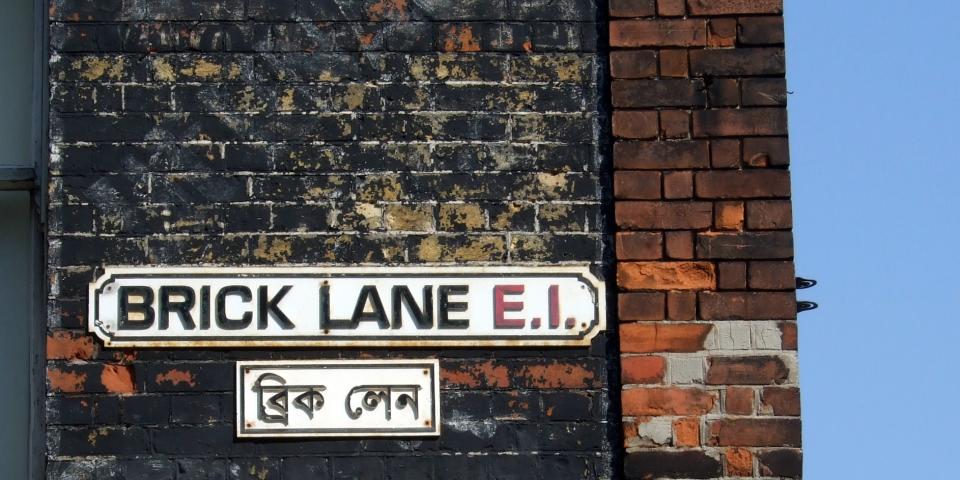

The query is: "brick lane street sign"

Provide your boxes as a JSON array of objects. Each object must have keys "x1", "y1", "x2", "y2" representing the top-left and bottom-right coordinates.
[
  {"x1": 236, "y1": 360, "x2": 440, "y2": 438},
  {"x1": 88, "y1": 266, "x2": 606, "y2": 348}
]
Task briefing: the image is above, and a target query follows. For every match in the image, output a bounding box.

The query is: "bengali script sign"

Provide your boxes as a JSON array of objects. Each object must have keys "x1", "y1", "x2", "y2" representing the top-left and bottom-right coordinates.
[
  {"x1": 236, "y1": 360, "x2": 440, "y2": 438},
  {"x1": 88, "y1": 266, "x2": 605, "y2": 347}
]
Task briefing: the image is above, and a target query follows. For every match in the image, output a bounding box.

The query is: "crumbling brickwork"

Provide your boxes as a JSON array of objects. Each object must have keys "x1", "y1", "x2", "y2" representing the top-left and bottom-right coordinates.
[
  {"x1": 610, "y1": 0, "x2": 801, "y2": 478},
  {"x1": 45, "y1": 0, "x2": 612, "y2": 478}
]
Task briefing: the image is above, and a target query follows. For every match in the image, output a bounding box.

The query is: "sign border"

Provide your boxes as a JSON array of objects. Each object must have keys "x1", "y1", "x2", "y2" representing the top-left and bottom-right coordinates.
[
  {"x1": 235, "y1": 359, "x2": 441, "y2": 438},
  {"x1": 88, "y1": 265, "x2": 607, "y2": 348}
]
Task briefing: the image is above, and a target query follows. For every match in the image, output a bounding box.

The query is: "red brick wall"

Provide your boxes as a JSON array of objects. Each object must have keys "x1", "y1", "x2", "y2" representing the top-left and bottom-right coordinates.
[{"x1": 609, "y1": 1, "x2": 801, "y2": 478}]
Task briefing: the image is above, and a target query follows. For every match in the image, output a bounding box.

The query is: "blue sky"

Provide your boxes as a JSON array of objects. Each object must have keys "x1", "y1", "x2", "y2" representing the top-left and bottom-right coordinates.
[{"x1": 786, "y1": 0, "x2": 959, "y2": 477}]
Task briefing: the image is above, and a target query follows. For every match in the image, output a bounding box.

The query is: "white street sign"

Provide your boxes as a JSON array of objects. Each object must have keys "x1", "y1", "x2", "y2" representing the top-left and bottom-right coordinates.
[
  {"x1": 88, "y1": 266, "x2": 605, "y2": 347},
  {"x1": 236, "y1": 360, "x2": 440, "y2": 438}
]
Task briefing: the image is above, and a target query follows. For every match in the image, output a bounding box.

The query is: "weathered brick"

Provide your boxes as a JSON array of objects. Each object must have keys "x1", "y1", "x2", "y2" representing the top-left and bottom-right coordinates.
[
  {"x1": 610, "y1": 19, "x2": 707, "y2": 47},
  {"x1": 617, "y1": 201, "x2": 713, "y2": 230},
  {"x1": 707, "y1": 356, "x2": 789, "y2": 385},
  {"x1": 696, "y1": 170, "x2": 791, "y2": 199},
  {"x1": 619, "y1": 292, "x2": 666, "y2": 320},
  {"x1": 749, "y1": 261, "x2": 795, "y2": 289},
  {"x1": 616, "y1": 232, "x2": 663, "y2": 260},
  {"x1": 687, "y1": 0, "x2": 783, "y2": 15},
  {"x1": 621, "y1": 323, "x2": 713, "y2": 353},
  {"x1": 725, "y1": 387, "x2": 754, "y2": 414},
  {"x1": 615, "y1": 140, "x2": 710, "y2": 170},
  {"x1": 747, "y1": 199, "x2": 793, "y2": 229},
  {"x1": 610, "y1": 0, "x2": 656, "y2": 17},
  {"x1": 614, "y1": 171, "x2": 662, "y2": 199},
  {"x1": 612, "y1": 79, "x2": 706, "y2": 108},
  {"x1": 690, "y1": 48, "x2": 786, "y2": 76},
  {"x1": 762, "y1": 386, "x2": 801, "y2": 415},
  {"x1": 708, "y1": 418, "x2": 801, "y2": 447},
  {"x1": 718, "y1": 261, "x2": 747, "y2": 289},
  {"x1": 613, "y1": 110, "x2": 659, "y2": 139},
  {"x1": 744, "y1": 137, "x2": 791, "y2": 167},
  {"x1": 700, "y1": 291, "x2": 797, "y2": 320},
  {"x1": 624, "y1": 451, "x2": 720, "y2": 479},
  {"x1": 621, "y1": 356, "x2": 667, "y2": 384},
  {"x1": 659, "y1": 110, "x2": 690, "y2": 139},
  {"x1": 738, "y1": 16, "x2": 785, "y2": 45},
  {"x1": 618, "y1": 261, "x2": 716, "y2": 290},
  {"x1": 610, "y1": 50, "x2": 658, "y2": 78},
  {"x1": 622, "y1": 387, "x2": 716, "y2": 415},
  {"x1": 725, "y1": 447, "x2": 753, "y2": 476},
  {"x1": 697, "y1": 231, "x2": 793, "y2": 259},
  {"x1": 757, "y1": 449, "x2": 802, "y2": 478},
  {"x1": 693, "y1": 109, "x2": 788, "y2": 137},
  {"x1": 664, "y1": 231, "x2": 694, "y2": 259}
]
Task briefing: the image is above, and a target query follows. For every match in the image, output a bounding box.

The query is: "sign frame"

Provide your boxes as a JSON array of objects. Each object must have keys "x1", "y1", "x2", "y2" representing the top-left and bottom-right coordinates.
[
  {"x1": 236, "y1": 359, "x2": 441, "y2": 438},
  {"x1": 88, "y1": 265, "x2": 606, "y2": 348}
]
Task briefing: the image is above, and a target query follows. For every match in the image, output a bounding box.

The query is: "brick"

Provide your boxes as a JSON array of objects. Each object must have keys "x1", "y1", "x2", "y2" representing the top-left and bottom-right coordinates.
[
  {"x1": 714, "y1": 201, "x2": 745, "y2": 230},
  {"x1": 659, "y1": 110, "x2": 690, "y2": 139},
  {"x1": 663, "y1": 171, "x2": 693, "y2": 199},
  {"x1": 749, "y1": 261, "x2": 795, "y2": 289},
  {"x1": 691, "y1": 48, "x2": 785, "y2": 76},
  {"x1": 697, "y1": 232, "x2": 793, "y2": 259},
  {"x1": 697, "y1": 170, "x2": 790, "y2": 199},
  {"x1": 710, "y1": 139, "x2": 740, "y2": 168},
  {"x1": 707, "y1": 18, "x2": 737, "y2": 48},
  {"x1": 758, "y1": 449, "x2": 802, "y2": 478},
  {"x1": 780, "y1": 321, "x2": 798, "y2": 349},
  {"x1": 725, "y1": 387, "x2": 754, "y2": 414},
  {"x1": 622, "y1": 356, "x2": 667, "y2": 384},
  {"x1": 687, "y1": 0, "x2": 783, "y2": 15},
  {"x1": 700, "y1": 291, "x2": 797, "y2": 320},
  {"x1": 744, "y1": 137, "x2": 790, "y2": 166},
  {"x1": 615, "y1": 140, "x2": 710, "y2": 169},
  {"x1": 707, "y1": 356, "x2": 789, "y2": 385},
  {"x1": 746, "y1": 200, "x2": 793, "y2": 229},
  {"x1": 610, "y1": 0, "x2": 656, "y2": 17},
  {"x1": 659, "y1": 49, "x2": 688, "y2": 77},
  {"x1": 610, "y1": 19, "x2": 707, "y2": 47},
  {"x1": 612, "y1": 79, "x2": 706, "y2": 108},
  {"x1": 725, "y1": 447, "x2": 753, "y2": 476},
  {"x1": 611, "y1": 50, "x2": 658, "y2": 78},
  {"x1": 667, "y1": 291, "x2": 697, "y2": 320},
  {"x1": 708, "y1": 78, "x2": 740, "y2": 107},
  {"x1": 673, "y1": 417, "x2": 700, "y2": 447},
  {"x1": 615, "y1": 171, "x2": 662, "y2": 199},
  {"x1": 693, "y1": 109, "x2": 788, "y2": 137},
  {"x1": 624, "y1": 451, "x2": 721, "y2": 479},
  {"x1": 617, "y1": 201, "x2": 713, "y2": 230},
  {"x1": 622, "y1": 387, "x2": 716, "y2": 415},
  {"x1": 738, "y1": 16, "x2": 785, "y2": 45},
  {"x1": 657, "y1": 0, "x2": 686, "y2": 16},
  {"x1": 617, "y1": 232, "x2": 663, "y2": 260},
  {"x1": 743, "y1": 78, "x2": 788, "y2": 106},
  {"x1": 47, "y1": 330, "x2": 96, "y2": 360},
  {"x1": 718, "y1": 262, "x2": 747, "y2": 289},
  {"x1": 620, "y1": 323, "x2": 713, "y2": 353},
  {"x1": 664, "y1": 231, "x2": 694, "y2": 259},
  {"x1": 708, "y1": 418, "x2": 801, "y2": 447},
  {"x1": 619, "y1": 292, "x2": 666, "y2": 320},
  {"x1": 618, "y1": 261, "x2": 716, "y2": 290},
  {"x1": 613, "y1": 111, "x2": 659, "y2": 139},
  {"x1": 762, "y1": 387, "x2": 801, "y2": 415}
]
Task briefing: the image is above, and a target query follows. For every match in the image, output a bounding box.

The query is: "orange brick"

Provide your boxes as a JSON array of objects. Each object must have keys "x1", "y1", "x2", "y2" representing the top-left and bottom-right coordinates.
[
  {"x1": 623, "y1": 387, "x2": 716, "y2": 415},
  {"x1": 620, "y1": 323, "x2": 713, "y2": 353},
  {"x1": 725, "y1": 447, "x2": 754, "y2": 476},
  {"x1": 674, "y1": 417, "x2": 700, "y2": 447},
  {"x1": 618, "y1": 261, "x2": 716, "y2": 290},
  {"x1": 714, "y1": 201, "x2": 745, "y2": 230},
  {"x1": 622, "y1": 355, "x2": 667, "y2": 384},
  {"x1": 708, "y1": 18, "x2": 737, "y2": 47},
  {"x1": 46, "y1": 330, "x2": 95, "y2": 361}
]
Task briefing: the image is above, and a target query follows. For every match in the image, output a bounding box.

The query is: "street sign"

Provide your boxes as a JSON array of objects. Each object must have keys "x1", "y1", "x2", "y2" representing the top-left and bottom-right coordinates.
[
  {"x1": 236, "y1": 360, "x2": 440, "y2": 438},
  {"x1": 88, "y1": 266, "x2": 605, "y2": 347}
]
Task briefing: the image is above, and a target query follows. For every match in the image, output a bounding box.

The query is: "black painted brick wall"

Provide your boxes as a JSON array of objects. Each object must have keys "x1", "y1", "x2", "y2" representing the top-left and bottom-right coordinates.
[{"x1": 45, "y1": 0, "x2": 611, "y2": 479}]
